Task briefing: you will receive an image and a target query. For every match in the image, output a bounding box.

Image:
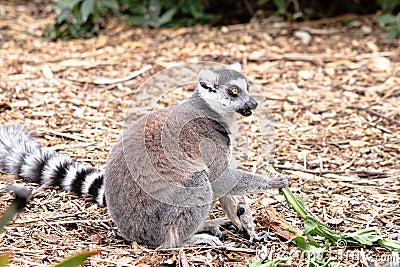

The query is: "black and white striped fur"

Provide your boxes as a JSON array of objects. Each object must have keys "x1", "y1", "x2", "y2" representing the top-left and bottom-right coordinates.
[{"x1": 0, "y1": 124, "x2": 105, "y2": 206}]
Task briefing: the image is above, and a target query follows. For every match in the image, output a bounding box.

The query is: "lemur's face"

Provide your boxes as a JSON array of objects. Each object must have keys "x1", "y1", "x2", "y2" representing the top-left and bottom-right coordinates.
[{"x1": 197, "y1": 64, "x2": 258, "y2": 117}]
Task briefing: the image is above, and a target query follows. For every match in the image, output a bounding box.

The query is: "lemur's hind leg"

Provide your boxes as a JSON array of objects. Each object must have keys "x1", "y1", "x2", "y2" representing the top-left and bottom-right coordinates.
[
  {"x1": 160, "y1": 203, "x2": 213, "y2": 248},
  {"x1": 196, "y1": 218, "x2": 233, "y2": 239},
  {"x1": 188, "y1": 233, "x2": 224, "y2": 247},
  {"x1": 160, "y1": 208, "x2": 225, "y2": 248},
  {"x1": 159, "y1": 171, "x2": 220, "y2": 248}
]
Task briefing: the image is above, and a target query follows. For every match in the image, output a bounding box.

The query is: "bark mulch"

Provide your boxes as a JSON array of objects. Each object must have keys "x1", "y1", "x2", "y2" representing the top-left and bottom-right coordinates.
[{"x1": 0, "y1": 3, "x2": 399, "y2": 266}]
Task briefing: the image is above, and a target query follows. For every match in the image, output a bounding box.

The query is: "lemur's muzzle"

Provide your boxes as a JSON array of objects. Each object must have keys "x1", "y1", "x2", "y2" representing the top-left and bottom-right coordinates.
[{"x1": 237, "y1": 98, "x2": 258, "y2": 117}]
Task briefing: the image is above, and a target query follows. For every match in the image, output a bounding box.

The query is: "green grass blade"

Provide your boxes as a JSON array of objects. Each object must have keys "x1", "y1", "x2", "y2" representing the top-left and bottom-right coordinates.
[
  {"x1": 0, "y1": 254, "x2": 10, "y2": 267},
  {"x1": 279, "y1": 186, "x2": 308, "y2": 219},
  {"x1": 0, "y1": 185, "x2": 31, "y2": 232},
  {"x1": 53, "y1": 251, "x2": 98, "y2": 267},
  {"x1": 0, "y1": 203, "x2": 20, "y2": 232},
  {"x1": 268, "y1": 166, "x2": 400, "y2": 252},
  {"x1": 378, "y1": 238, "x2": 400, "y2": 252}
]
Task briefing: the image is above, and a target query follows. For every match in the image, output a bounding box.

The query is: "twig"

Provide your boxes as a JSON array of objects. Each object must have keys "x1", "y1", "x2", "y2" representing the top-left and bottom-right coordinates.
[
  {"x1": 46, "y1": 129, "x2": 93, "y2": 142},
  {"x1": 8, "y1": 258, "x2": 43, "y2": 266},
  {"x1": 90, "y1": 258, "x2": 136, "y2": 266},
  {"x1": 93, "y1": 65, "x2": 152, "y2": 85},
  {"x1": 49, "y1": 141, "x2": 99, "y2": 151},
  {"x1": 273, "y1": 165, "x2": 387, "y2": 176},
  {"x1": 295, "y1": 13, "x2": 358, "y2": 27},
  {"x1": 225, "y1": 247, "x2": 258, "y2": 253},
  {"x1": 48, "y1": 219, "x2": 112, "y2": 225},
  {"x1": 243, "y1": 0, "x2": 256, "y2": 17},
  {"x1": 348, "y1": 105, "x2": 400, "y2": 125},
  {"x1": 365, "y1": 121, "x2": 393, "y2": 134},
  {"x1": 145, "y1": 245, "x2": 256, "y2": 253},
  {"x1": 39, "y1": 216, "x2": 65, "y2": 236},
  {"x1": 265, "y1": 96, "x2": 296, "y2": 104},
  {"x1": 178, "y1": 250, "x2": 190, "y2": 267},
  {"x1": 131, "y1": 256, "x2": 147, "y2": 266},
  {"x1": 12, "y1": 213, "x2": 82, "y2": 225},
  {"x1": 249, "y1": 51, "x2": 395, "y2": 63}
]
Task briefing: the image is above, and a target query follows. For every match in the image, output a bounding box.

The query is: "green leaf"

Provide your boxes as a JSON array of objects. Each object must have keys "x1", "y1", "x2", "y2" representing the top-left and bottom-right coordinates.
[
  {"x1": 100, "y1": 0, "x2": 119, "y2": 13},
  {"x1": 0, "y1": 203, "x2": 19, "y2": 231},
  {"x1": 376, "y1": 14, "x2": 397, "y2": 26},
  {"x1": 0, "y1": 254, "x2": 10, "y2": 267},
  {"x1": 53, "y1": 251, "x2": 98, "y2": 267},
  {"x1": 148, "y1": 0, "x2": 161, "y2": 21},
  {"x1": 343, "y1": 227, "x2": 382, "y2": 246},
  {"x1": 303, "y1": 216, "x2": 320, "y2": 235},
  {"x1": 157, "y1": 7, "x2": 177, "y2": 26},
  {"x1": 272, "y1": 0, "x2": 286, "y2": 12},
  {"x1": 386, "y1": 26, "x2": 400, "y2": 39},
  {"x1": 126, "y1": 15, "x2": 149, "y2": 26},
  {"x1": 55, "y1": 0, "x2": 82, "y2": 11},
  {"x1": 377, "y1": 0, "x2": 400, "y2": 11},
  {"x1": 57, "y1": 9, "x2": 71, "y2": 24},
  {"x1": 292, "y1": 235, "x2": 309, "y2": 251},
  {"x1": 292, "y1": 236, "x2": 333, "y2": 267},
  {"x1": 0, "y1": 185, "x2": 31, "y2": 231},
  {"x1": 188, "y1": 4, "x2": 203, "y2": 19},
  {"x1": 292, "y1": 192, "x2": 305, "y2": 210},
  {"x1": 279, "y1": 186, "x2": 308, "y2": 219},
  {"x1": 304, "y1": 216, "x2": 342, "y2": 244},
  {"x1": 81, "y1": 0, "x2": 95, "y2": 23},
  {"x1": 271, "y1": 168, "x2": 400, "y2": 255},
  {"x1": 378, "y1": 238, "x2": 400, "y2": 252}
]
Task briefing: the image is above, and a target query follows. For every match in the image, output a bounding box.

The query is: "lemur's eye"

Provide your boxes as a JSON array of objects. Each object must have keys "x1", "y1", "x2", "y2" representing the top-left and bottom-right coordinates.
[{"x1": 229, "y1": 87, "x2": 239, "y2": 97}]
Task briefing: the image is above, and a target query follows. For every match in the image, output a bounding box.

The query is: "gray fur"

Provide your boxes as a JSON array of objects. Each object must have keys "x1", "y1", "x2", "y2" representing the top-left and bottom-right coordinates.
[
  {"x1": 105, "y1": 64, "x2": 289, "y2": 248},
  {"x1": 0, "y1": 64, "x2": 288, "y2": 248}
]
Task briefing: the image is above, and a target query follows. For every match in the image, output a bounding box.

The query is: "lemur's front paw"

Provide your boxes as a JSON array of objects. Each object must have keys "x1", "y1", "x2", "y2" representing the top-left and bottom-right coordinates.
[
  {"x1": 189, "y1": 233, "x2": 225, "y2": 247},
  {"x1": 269, "y1": 172, "x2": 290, "y2": 188}
]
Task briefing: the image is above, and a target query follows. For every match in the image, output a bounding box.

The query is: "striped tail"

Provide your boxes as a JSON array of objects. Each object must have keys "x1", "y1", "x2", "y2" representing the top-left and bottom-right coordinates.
[{"x1": 0, "y1": 124, "x2": 105, "y2": 206}]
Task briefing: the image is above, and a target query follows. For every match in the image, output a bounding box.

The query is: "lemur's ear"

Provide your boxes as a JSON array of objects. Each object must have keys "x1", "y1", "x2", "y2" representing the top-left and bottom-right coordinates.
[
  {"x1": 198, "y1": 69, "x2": 217, "y2": 83},
  {"x1": 227, "y1": 62, "x2": 241, "y2": 72}
]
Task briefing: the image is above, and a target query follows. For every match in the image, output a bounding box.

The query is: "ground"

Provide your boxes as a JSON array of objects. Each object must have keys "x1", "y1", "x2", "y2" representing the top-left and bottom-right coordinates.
[{"x1": 0, "y1": 2, "x2": 399, "y2": 267}]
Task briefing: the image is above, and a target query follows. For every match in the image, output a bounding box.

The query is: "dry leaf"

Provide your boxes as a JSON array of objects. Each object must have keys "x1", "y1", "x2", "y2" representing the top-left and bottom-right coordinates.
[{"x1": 367, "y1": 56, "x2": 392, "y2": 74}]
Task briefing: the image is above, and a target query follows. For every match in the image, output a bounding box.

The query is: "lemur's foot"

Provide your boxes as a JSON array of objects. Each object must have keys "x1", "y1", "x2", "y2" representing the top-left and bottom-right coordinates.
[
  {"x1": 197, "y1": 220, "x2": 230, "y2": 239},
  {"x1": 246, "y1": 230, "x2": 277, "y2": 243},
  {"x1": 188, "y1": 233, "x2": 225, "y2": 247}
]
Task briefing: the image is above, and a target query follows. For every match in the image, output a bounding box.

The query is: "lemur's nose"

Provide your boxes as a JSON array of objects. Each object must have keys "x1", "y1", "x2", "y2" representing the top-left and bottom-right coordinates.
[{"x1": 247, "y1": 97, "x2": 258, "y2": 110}]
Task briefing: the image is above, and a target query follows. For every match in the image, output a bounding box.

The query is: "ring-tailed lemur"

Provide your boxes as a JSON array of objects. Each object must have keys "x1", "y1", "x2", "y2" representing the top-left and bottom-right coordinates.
[{"x1": 0, "y1": 63, "x2": 289, "y2": 248}]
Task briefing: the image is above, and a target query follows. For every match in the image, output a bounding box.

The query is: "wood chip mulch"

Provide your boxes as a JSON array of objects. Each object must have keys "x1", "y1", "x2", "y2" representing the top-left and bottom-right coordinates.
[{"x1": 0, "y1": 3, "x2": 399, "y2": 266}]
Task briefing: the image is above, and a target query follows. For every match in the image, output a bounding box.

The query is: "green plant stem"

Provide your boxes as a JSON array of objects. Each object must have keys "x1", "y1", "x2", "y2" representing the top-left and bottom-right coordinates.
[
  {"x1": 280, "y1": 187, "x2": 339, "y2": 242},
  {"x1": 279, "y1": 187, "x2": 307, "y2": 219},
  {"x1": 0, "y1": 203, "x2": 19, "y2": 231},
  {"x1": 378, "y1": 239, "x2": 400, "y2": 252}
]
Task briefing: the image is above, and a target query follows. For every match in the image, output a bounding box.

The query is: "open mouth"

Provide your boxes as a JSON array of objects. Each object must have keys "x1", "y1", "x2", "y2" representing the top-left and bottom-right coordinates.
[{"x1": 237, "y1": 109, "x2": 252, "y2": 116}]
